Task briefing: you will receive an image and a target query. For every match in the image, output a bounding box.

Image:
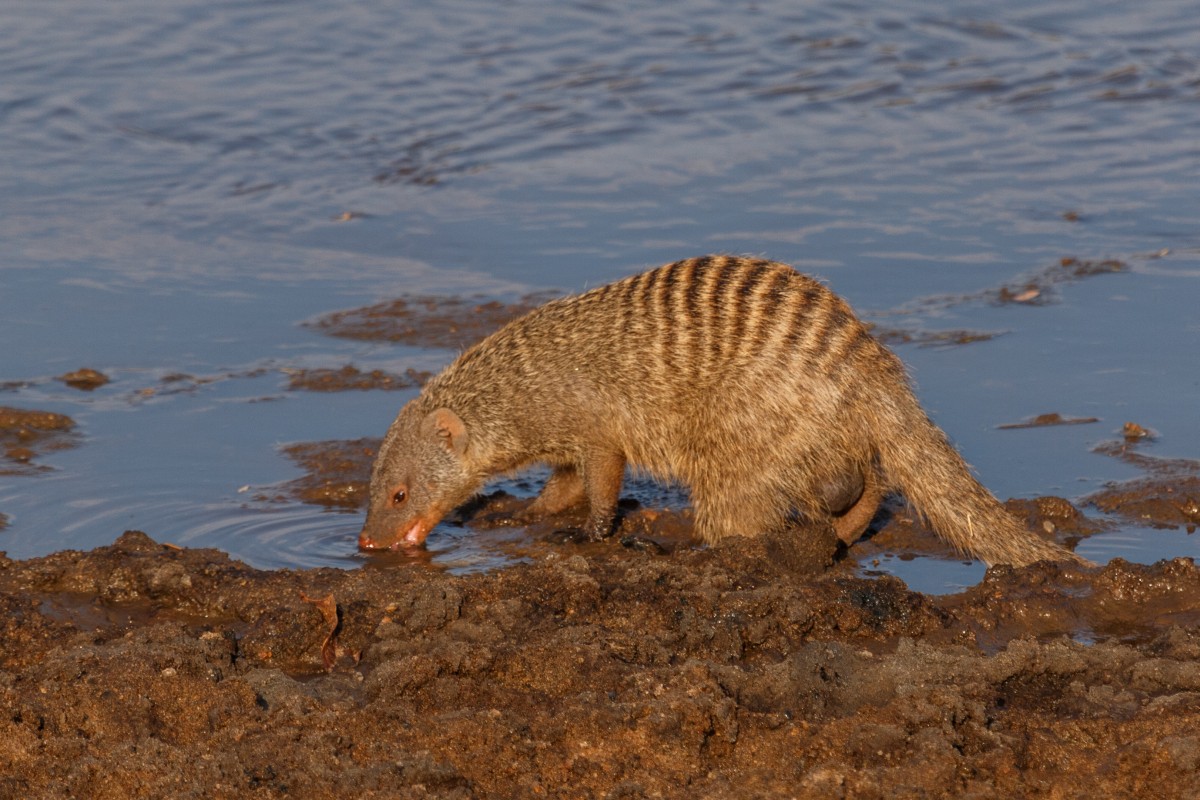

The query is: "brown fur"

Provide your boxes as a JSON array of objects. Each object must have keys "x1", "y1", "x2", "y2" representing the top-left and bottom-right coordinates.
[{"x1": 359, "y1": 255, "x2": 1087, "y2": 567}]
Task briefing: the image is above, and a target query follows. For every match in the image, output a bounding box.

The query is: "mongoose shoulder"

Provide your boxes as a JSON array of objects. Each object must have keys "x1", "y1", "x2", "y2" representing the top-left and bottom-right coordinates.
[{"x1": 359, "y1": 255, "x2": 1086, "y2": 567}]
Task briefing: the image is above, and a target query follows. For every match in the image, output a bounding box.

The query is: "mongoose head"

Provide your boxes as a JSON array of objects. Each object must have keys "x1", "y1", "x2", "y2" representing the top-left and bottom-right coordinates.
[{"x1": 358, "y1": 405, "x2": 475, "y2": 550}]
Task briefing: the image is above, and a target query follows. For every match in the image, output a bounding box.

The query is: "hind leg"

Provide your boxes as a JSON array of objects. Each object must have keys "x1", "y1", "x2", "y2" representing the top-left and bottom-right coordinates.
[{"x1": 829, "y1": 465, "x2": 884, "y2": 545}]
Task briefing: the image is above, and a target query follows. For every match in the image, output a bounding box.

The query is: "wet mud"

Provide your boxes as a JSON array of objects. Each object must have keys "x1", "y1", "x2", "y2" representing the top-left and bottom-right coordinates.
[
  {"x1": 62, "y1": 427, "x2": 1185, "y2": 797},
  {"x1": 868, "y1": 326, "x2": 1002, "y2": 348},
  {"x1": 307, "y1": 294, "x2": 557, "y2": 351},
  {"x1": 271, "y1": 438, "x2": 379, "y2": 511},
  {"x1": 992, "y1": 257, "x2": 1128, "y2": 306},
  {"x1": 1087, "y1": 438, "x2": 1200, "y2": 533},
  {"x1": 1089, "y1": 476, "x2": 1200, "y2": 532},
  {"x1": 997, "y1": 412, "x2": 1101, "y2": 430},
  {"x1": 1, "y1": 528, "x2": 1198, "y2": 798},
  {"x1": 284, "y1": 366, "x2": 431, "y2": 393},
  {"x1": 0, "y1": 406, "x2": 78, "y2": 476},
  {"x1": 129, "y1": 369, "x2": 271, "y2": 401},
  {"x1": 830, "y1": 254, "x2": 1134, "y2": 349},
  {"x1": 55, "y1": 368, "x2": 110, "y2": 392},
  {"x1": 891, "y1": 255, "x2": 1133, "y2": 318}
]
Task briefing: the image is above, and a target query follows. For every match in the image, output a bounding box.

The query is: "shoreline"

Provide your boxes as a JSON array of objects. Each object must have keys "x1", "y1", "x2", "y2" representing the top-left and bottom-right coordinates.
[{"x1": 1, "y1": 527, "x2": 1196, "y2": 797}]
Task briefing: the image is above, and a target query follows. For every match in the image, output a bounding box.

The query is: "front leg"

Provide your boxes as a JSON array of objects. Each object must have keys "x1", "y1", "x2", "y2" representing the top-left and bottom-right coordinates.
[
  {"x1": 581, "y1": 448, "x2": 626, "y2": 541},
  {"x1": 527, "y1": 464, "x2": 586, "y2": 517}
]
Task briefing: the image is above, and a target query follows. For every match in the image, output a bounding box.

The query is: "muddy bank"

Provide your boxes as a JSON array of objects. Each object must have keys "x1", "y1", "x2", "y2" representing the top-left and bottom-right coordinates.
[{"x1": 1, "y1": 527, "x2": 1197, "y2": 799}]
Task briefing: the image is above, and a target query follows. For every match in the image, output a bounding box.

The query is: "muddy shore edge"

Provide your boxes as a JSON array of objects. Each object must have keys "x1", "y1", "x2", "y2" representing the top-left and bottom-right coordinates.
[{"x1": 1, "y1": 528, "x2": 1197, "y2": 799}]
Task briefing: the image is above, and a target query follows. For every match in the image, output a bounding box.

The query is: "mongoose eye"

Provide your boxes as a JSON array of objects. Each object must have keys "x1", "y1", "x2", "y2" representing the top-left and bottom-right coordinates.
[{"x1": 392, "y1": 488, "x2": 407, "y2": 506}]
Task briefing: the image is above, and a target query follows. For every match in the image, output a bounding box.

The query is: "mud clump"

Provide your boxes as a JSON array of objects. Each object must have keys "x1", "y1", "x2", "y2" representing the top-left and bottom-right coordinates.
[
  {"x1": 0, "y1": 530, "x2": 1197, "y2": 797},
  {"x1": 0, "y1": 405, "x2": 78, "y2": 474},
  {"x1": 1087, "y1": 476, "x2": 1200, "y2": 531},
  {"x1": 55, "y1": 368, "x2": 110, "y2": 391},
  {"x1": 869, "y1": 325, "x2": 1002, "y2": 348},
  {"x1": 285, "y1": 365, "x2": 431, "y2": 392},
  {"x1": 270, "y1": 438, "x2": 380, "y2": 509},
  {"x1": 894, "y1": 255, "x2": 1129, "y2": 318},
  {"x1": 997, "y1": 412, "x2": 1100, "y2": 429},
  {"x1": 1087, "y1": 436, "x2": 1200, "y2": 531},
  {"x1": 308, "y1": 294, "x2": 556, "y2": 350},
  {"x1": 994, "y1": 256, "x2": 1126, "y2": 306}
]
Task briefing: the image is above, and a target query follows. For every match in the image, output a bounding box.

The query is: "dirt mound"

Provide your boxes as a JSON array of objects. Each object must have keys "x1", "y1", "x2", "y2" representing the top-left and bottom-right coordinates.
[{"x1": 1, "y1": 530, "x2": 1197, "y2": 798}]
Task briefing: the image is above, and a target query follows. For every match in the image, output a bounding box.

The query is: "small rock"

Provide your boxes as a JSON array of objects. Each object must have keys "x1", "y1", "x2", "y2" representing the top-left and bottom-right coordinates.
[{"x1": 57, "y1": 368, "x2": 110, "y2": 391}]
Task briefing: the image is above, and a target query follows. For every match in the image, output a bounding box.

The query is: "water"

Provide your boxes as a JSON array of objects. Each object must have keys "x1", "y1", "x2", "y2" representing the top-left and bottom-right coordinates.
[{"x1": 2, "y1": 0, "x2": 1197, "y2": 591}]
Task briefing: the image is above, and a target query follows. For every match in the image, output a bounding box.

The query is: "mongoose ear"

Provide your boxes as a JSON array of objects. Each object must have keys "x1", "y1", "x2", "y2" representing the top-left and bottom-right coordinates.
[{"x1": 425, "y1": 408, "x2": 469, "y2": 456}]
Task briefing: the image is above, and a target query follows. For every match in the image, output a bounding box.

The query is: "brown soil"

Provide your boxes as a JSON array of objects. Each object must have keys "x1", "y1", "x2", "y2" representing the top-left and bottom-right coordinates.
[
  {"x1": 284, "y1": 366, "x2": 431, "y2": 392},
  {"x1": 992, "y1": 257, "x2": 1126, "y2": 306},
  {"x1": 56, "y1": 368, "x2": 110, "y2": 391},
  {"x1": 269, "y1": 438, "x2": 379, "y2": 510},
  {"x1": 1087, "y1": 438, "x2": 1200, "y2": 532},
  {"x1": 893, "y1": 255, "x2": 1129, "y2": 318},
  {"x1": 306, "y1": 294, "x2": 557, "y2": 350},
  {"x1": 868, "y1": 326, "x2": 1002, "y2": 348},
  {"x1": 997, "y1": 412, "x2": 1101, "y2": 430},
  {"x1": 8, "y1": 429, "x2": 1199, "y2": 798},
  {"x1": 1, "y1": 524, "x2": 1197, "y2": 799}
]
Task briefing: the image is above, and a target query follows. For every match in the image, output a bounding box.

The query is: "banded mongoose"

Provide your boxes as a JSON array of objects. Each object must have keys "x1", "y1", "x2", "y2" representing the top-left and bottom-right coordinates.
[{"x1": 359, "y1": 255, "x2": 1086, "y2": 567}]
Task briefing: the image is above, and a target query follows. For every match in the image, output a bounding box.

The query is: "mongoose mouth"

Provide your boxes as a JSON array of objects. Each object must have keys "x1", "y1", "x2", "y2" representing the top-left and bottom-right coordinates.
[
  {"x1": 398, "y1": 519, "x2": 430, "y2": 548},
  {"x1": 357, "y1": 517, "x2": 431, "y2": 551}
]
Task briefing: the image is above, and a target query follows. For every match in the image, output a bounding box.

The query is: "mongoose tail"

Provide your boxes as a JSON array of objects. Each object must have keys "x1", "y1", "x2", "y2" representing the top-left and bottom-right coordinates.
[{"x1": 875, "y1": 390, "x2": 1091, "y2": 567}]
